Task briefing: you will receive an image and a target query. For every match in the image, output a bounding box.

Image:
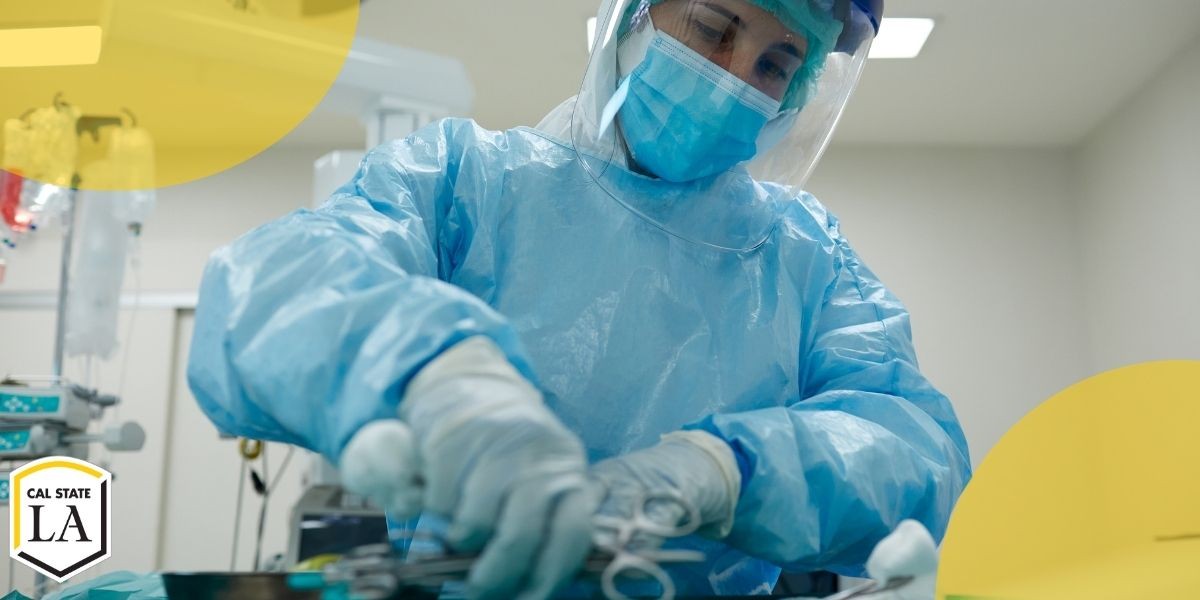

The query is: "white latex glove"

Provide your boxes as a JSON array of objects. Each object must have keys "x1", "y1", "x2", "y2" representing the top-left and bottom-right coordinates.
[
  {"x1": 590, "y1": 430, "x2": 741, "y2": 547},
  {"x1": 340, "y1": 419, "x2": 423, "y2": 516},
  {"x1": 864, "y1": 519, "x2": 939, "y2": 600},
  {"x1": 341, "y1": 337, "x2": 595, "y2": 600}
]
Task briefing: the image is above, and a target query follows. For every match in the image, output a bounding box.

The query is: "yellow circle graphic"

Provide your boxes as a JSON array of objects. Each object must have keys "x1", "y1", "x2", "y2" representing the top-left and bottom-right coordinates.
[
  {"x1": 937, "y1": 361, "x2": 1200, "y2": 600},
  {"x1": 0, "y1": 0, "x2": 358, "y2": 191}
]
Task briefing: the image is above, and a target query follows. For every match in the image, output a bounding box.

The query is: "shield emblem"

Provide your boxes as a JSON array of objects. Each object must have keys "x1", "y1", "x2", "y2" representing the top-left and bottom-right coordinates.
[{"x1": 9, "y1": 456, "x2": 112, "y2": 582}]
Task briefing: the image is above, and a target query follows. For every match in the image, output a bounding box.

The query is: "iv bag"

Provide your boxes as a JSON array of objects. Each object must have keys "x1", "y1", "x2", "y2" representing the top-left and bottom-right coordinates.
[{"x1": 65, "y1": 192, "x2": 131, "y2": 360}]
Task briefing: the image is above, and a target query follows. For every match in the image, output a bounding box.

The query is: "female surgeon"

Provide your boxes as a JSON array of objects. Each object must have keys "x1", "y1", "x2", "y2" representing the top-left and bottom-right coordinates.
[{"x1": 188, "y1": 0, "x2": 971, "y2": 597}]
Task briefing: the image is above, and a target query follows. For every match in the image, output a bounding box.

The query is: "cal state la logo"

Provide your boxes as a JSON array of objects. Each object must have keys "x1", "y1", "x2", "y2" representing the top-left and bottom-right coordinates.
[{"x1": 9, "y1": 457, "x2": 111, "y2": 581}]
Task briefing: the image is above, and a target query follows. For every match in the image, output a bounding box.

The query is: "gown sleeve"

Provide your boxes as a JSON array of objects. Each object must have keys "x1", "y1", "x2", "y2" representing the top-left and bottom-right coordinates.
[
  {"x1": 691, "y1": 210, "x2": 972, "y2": 575},
  {"x1": 187, "y1": 119, "x2": 534, "y2": 461}
]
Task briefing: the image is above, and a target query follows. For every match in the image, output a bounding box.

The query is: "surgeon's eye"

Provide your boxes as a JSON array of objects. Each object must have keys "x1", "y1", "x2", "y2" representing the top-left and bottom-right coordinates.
[
  {"x1": 758, "y1": 48, "x2": 803, "y2": 85},
  {"x1": 692, "y1": 20, "x2": 722, "y2": 41},
  {"x1": 690, "y1": 17, "x2": 733, "y2": 46},
  {"x1": 757, "y1": 57, "x2": 789, "y2": 81}
]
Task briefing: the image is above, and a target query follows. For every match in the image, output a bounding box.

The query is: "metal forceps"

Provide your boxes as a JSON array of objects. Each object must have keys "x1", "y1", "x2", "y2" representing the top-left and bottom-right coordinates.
[
  {"x1": 817, "y1": 575, "x2": 915, "y2": 599},
  {"x1": 591, "y1": 491, "x2": 706, "y2": 600}
]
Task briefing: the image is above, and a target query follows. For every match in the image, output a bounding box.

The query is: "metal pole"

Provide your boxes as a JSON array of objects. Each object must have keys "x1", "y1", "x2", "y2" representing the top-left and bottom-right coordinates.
[
  {"x1": 38, "y1": 188, "x2": 76, "y2": 598},
  {"x1": 52, "y1": 189, "x2": 77, "y2": 379}
]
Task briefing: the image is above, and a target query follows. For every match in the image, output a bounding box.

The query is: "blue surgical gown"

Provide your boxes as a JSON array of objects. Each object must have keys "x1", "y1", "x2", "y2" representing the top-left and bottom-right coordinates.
[{"x1": 188, "y1": 118, "x2": 971, "y2": 596}]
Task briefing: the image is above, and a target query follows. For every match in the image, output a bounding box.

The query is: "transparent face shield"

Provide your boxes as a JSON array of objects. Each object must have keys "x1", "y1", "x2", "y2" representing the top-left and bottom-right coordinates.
[{"x1": 569, "y1": 0, "x2": 878, "y2": 251}]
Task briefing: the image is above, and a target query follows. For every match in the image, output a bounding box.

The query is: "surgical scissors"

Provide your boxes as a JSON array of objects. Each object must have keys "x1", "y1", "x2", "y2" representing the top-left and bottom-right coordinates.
[
  {"x1": 315, "y1": 492, "x2": 706, "y2": 600},
  {"x1": 591, "y1": 490, "x2": 706, "y2": 600}
]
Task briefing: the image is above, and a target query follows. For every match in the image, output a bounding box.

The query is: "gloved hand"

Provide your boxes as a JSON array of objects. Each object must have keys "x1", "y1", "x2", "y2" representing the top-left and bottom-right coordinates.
[
  {"x1": 341, "y1": 336, "x2": 596, "y2": 600},
  {"x1": 864, "y1": 520, "x2": 939, "y2": 600},
  {"x1": 590, "y1": 430, "x2": 741, "y2": 548},
  {"x1": 339, "y1": 419, "x2": 423, "y2": 517}
]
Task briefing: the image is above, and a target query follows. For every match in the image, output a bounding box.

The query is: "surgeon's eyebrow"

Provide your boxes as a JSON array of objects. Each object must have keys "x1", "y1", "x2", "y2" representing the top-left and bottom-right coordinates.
[
  {"x1": 770, "y1": 41, "x2": 805, "y2": 60},
  {"x1": 698, "y1": 3, "x2": 748, "y2": 30}
]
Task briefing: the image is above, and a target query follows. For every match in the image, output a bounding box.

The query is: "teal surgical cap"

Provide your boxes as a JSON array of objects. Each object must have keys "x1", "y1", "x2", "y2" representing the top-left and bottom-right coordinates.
[{"x1": 618, "y1": 0, "x2": 845, "y2": 110}]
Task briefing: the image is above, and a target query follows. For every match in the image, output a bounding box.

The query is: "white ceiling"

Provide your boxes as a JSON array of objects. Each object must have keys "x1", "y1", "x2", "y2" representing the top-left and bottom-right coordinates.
[{"x1": 283, "y1": 0, "x2": 1200, "y2": 148}]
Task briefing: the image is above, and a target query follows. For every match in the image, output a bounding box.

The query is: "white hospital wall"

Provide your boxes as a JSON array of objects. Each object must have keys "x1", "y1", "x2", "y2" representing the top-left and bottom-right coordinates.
[
  {"x1": 1075, "y1": 34, "x2": 1200, "y2": 372},
  {"x1": 808, "y1": 147, "x2": 1090, "y2": 467}
]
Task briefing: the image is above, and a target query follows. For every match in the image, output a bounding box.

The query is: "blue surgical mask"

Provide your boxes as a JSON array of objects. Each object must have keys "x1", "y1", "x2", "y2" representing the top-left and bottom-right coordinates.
[{"x1": 605, "y1": 30, "x2": 782, "y2": 183}]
